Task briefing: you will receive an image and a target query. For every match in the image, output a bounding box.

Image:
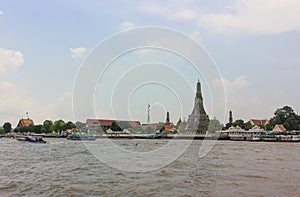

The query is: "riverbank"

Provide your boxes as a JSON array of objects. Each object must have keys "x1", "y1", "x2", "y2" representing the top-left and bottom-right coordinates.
[{"x1": 0, "y1": 134, "x2": 230, "y2": 140}]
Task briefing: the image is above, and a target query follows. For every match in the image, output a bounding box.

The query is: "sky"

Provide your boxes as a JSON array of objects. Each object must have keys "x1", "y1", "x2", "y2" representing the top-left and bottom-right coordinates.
[{"x1": 0, "y1": 0, "x2": 300, "y2": 126}]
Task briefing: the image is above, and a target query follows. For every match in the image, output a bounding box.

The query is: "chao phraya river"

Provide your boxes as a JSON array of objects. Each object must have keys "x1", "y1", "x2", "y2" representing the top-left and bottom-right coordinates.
[{"x1": 0, "y1": 138, "x2": 299, "y2": 196}]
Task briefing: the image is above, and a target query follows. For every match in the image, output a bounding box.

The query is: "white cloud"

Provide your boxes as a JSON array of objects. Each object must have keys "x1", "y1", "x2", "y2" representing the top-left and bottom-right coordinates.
[
  {"x1": 213, "y1": 76, "x2": 249, "y2": 91},
  {"x1": 138, "y1": 2, "x2": 169, "y2": 16},
  {"x1": 200, "y1": 0, "x2": 300, "y2": 35},
  {"x1": 70, "y1": 47, "x2": 86, "y2": 59},
  {"x1": 0, "y1": 81, "x2": 33, "y2": 125},
  {"x1": 190, "y1": 32, "x2": 202, "y2": 42},
  {"x1": 135, "y1": 0, "x2": 300, "y2": 35},
  {"x1": 0, "y1": 48, "x2": 24, "y2": 72},
  {"x1": 0, "y1": 11, "x2": 3, "y2": 15},
  {"x1": 170, "y1": 9, "x2": 197, "y2": 21},
  {"x1": 137, "y1": 2, "x2": 197, "y2": 22},
  {"x1": 119, "y1": 21, "x2": 136, "y2": 31},
  {"x1": 48, "y1": 92, "x2": 73, "y2": 121},
  {"x1": 0, "y1": 81, "x2": 14, "y2": 89},
  {"x1": 0, "y1": 80, "x2": 74, "y2": 125}
]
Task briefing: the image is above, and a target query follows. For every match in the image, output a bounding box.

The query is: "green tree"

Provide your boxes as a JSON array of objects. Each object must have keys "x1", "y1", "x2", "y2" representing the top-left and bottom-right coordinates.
[
  {"x1": 75, "y1": 121, "x2": 87, "y2": 132},
  {"x1": 51, "y1": 120, "x2": 66, "y2": 133},
  {"x1": 233, "y1": 119, "x2": 245, "y2": 128},
  {"x1": 116, "y1": 121, "x2": 130, "y2": 130},
  {"x1": 65, "y1": 121, "x2": 76, "y2": 130},
  {"x1": 110, "y1": 122, "x2": 122, "y2": 131},
  {"x1": 144, "y1": 126, "x2": 155, "y2": 134},
  {"x1": 155, "y1": 122, "x2": 165, "y2": 132},
  {"x1": 269, "y1": 106, "x2": 300, "y2": 130},
  {"x1": 243, "y1": 121, "x2": 253, "y2": 131},
  {"x1": 17, "y1": 126, "x2": 31, "y2": 134},
  {"x1": 42, "y1": 120, "x2": 53, "y2": 133},
  {"x1": 33, "y1": 125, "x2": 42, "y2": 134},
  {"x1": 3, "y1": 122, "x2": 12, "y2": 133},
  {"x1": 128, "y1": 126, "x2": 143, "y2": 134},
  {"x1": 223, "y1": 119, "x2": 253, "y2": 130},
  {"x1": 207, "y1": 118, "x2": 223, "y2": 133},
  {"x1": 0, "y1": 127, "x2": 4, "y2": 134}
]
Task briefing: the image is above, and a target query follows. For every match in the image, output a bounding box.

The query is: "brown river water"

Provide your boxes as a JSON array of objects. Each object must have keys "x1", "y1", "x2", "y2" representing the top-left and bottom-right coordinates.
[{"x1": 0, "y1": 138, "x2": 299, "y2": 196}]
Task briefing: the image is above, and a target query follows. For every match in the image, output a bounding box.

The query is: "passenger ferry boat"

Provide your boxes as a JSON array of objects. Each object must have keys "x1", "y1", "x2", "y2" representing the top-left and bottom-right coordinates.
[
  {"x1": 15, "y1": 134, "x2": 47, "y2": 143},
  {"x1": 223, "y1": 126, "x2": 265, "y2": 141},
  {"x1": 222, "y1": 126, "x2": 300, "y2": 142},
  {"x1": 261, "y1": 134, "x2": 300, "y2": 142}
]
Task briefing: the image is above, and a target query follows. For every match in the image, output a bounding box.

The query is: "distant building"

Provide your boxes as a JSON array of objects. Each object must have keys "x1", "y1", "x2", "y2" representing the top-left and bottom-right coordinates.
[
  {"x1": 16, "y1": 118, "x2": 34, "y2": 128},
  {"x1": 163, "y1": 112, "x2": 177, "y2": 132},
  {"x1": 141, "y1": 112, "x2": 178, "y2": 133},
  {"x1": 272, "y1": 124, "x2": 286, "y2": 133},
  {"x1": 141, "y1": 123, "x2": 160, "y2": 131},
  {"x1": 86, "y1": 119, "x2": 141, "y2": 131},
  {"x1": 250, "y1": 119, "x2": 268, "y2": 126},
  {"x1": 164, "y1": 125, "x2": 177, "y2": 132}
]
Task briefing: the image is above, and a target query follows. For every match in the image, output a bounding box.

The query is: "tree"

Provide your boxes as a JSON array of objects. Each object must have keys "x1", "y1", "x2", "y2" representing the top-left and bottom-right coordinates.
[
  {"x1": 155, "y1": 122, "x2": 165, "y2": 132},
  {"x1": 144, "y1": 126, "x2": 155, "y2": 134},
  {"x1": 42, "y1": 120, "x2": 53, "y2": 133},
  {"x1": 65, "y1": 121, "x2": 76, "y2": 130},
  {"x1": 269, "y1": 106, "x2": 300, "y2": 130},
  {"x1": 243, "y1": 121, "x2": 253, "y2": 131},
  {"x1": 75, "y1": 121, "x2": 87, "y2": 132},
  {"x1": 51, "y1": 120, "x2": 66, "y2": 134},
  {"x1": 223, "y1": 119, "x2": 253, "y2": 131},
  {"x1": 110, "y1": 122, "x2": 122, "y2": 131},
  {"x1": 115, "y1": 121, "x2": 130, "y2": 130},
  {"x1": 3, "y1": 122, "x2": 12, "y2": 133},
  {"x1": 128, "y1": 126, "x2": 143, "y2": 134},
  {"x1": 207, "y1": 118, "x2": 223, "y2": 133},
  {"x1": 33, "y1": 125, "x2": 42, "y2": 134},
  {"x1": 0, "y1": 127, "x2": 4, "y2": 134},
  {"x1": 17, "y1": 126, "x2": 32, "y2": 134}
]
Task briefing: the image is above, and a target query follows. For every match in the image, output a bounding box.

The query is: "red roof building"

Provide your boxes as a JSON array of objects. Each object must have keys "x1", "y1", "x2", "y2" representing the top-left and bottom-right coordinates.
[
  {"x1": 164, "y1": 125, "x2": 178, "y2": 132},
  {"x1": 86, "y1": 119, "x2": 141, "y2": 130},
  {"x1": 250, "y1": 119, "x2": 269, "y2": 126},
  {"x1": 272, "y1": 124, "x2": 286, "y2": 133},
  {"x1": 16, "y1": 118, "x2": 34, "y2": 128}
]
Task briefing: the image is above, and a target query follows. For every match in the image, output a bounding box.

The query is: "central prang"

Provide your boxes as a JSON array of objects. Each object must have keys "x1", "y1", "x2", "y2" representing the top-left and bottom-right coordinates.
[{"x1": 179, "y1": 80, "x2": 209, "y2": 134}]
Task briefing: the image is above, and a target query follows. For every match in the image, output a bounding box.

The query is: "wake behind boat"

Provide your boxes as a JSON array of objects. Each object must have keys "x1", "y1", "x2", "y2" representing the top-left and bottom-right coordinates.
[{"x1": 67, "y1": 132, "x2": 96, "y2": 141}]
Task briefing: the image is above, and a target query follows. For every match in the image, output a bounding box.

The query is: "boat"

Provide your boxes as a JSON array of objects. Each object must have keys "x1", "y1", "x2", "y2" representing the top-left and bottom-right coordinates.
[
  {"x1": 67, "y1": 133, "x2": 96, "y2": 141},
  {"x1": 15, "y1": 135, "x2": 47, "y2": 143},
  {"x1": 261, "y1": 134, "x2": 300, "y2": 142}
]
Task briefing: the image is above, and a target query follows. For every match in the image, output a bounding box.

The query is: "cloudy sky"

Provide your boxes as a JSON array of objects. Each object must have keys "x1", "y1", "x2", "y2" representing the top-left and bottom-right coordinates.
[{"x1": 1, "y1": 0, "x2": 300, "y2": 126}]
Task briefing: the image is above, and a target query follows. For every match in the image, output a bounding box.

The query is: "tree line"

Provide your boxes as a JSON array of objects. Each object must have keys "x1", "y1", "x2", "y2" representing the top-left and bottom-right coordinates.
[
  {"x1": 223, "y1": 106, "x2": 300, "y2": 131},
  {"x1": 1, "y1": 119, "x2": 76, "y2": 134},
  {"x1": 1, "y1": 105, "x2": 299, "y2": 134}
]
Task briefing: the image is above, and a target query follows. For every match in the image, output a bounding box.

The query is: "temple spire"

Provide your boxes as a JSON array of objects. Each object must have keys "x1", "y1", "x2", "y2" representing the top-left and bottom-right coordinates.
[
  {"x1": 180, "y1": 79, "x2": 209, "y2": 134},
  {"x1": 196, "y1": 79, "x2": 202, "y2": 99},
  {"x1": 166, "y1": 111, "x2": 170, "y2": 125},
  {"x1": 147, "y1": 104, "x2": 151, "y2": 123},
  {"x1": 229, "y1": 110, "x2": 233, "y2": 123}
]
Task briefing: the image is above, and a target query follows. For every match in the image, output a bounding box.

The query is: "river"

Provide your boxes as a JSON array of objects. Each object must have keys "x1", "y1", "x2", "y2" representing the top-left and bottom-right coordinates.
[{"x1": 0, "y1": 138, "x2": 299, "y2": 196}]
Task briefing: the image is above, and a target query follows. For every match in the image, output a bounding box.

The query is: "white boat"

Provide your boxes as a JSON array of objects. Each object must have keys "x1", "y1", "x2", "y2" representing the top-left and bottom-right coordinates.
[{"x1": 261, "y1": 134, "x2": 300, "y2": 142}]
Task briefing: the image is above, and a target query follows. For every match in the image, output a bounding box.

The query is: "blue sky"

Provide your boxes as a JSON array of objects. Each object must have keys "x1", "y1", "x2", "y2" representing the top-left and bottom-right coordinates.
[{"x1": 0, "y1": 0, "x2": 300, "y2": 126}]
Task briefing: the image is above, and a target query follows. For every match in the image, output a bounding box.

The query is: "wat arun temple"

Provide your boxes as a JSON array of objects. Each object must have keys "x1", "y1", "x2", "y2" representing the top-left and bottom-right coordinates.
[{"x1": 179, "y1": 80, "x2": 209, "y2": 134}]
